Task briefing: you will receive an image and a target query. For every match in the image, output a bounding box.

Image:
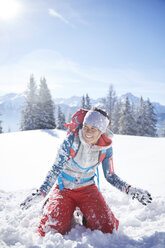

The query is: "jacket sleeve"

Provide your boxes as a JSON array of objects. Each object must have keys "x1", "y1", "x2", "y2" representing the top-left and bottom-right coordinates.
[
  {"x1": 39, "y1": 133, "x2": 74, "y2": 196},
  {"x1": 102, "y1": 147, "x2": 130, "y2": 193}
]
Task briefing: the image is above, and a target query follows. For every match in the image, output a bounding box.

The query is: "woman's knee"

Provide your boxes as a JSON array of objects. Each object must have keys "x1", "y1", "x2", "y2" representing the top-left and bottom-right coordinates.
[{"x1": 38, "y1": 195, "x2": 75, "y2": 235}]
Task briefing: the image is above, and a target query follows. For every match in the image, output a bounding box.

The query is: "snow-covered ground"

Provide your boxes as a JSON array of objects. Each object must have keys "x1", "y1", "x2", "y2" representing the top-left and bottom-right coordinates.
[{"x1": 0, "y1": 129, "x2": 165, "y2": 248}]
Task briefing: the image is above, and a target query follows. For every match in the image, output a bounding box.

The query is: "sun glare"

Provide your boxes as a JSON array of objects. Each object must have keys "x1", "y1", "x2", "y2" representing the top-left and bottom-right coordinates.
[{"x1": 0, "y1": 0, "x2": 22, "y2": 21}]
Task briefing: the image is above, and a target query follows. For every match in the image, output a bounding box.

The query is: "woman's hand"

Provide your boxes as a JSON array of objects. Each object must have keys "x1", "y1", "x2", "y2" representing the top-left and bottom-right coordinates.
[
  {"x1": 20, "y1": 189, "x2": 44, "y2": 209},
  {"x1": 127, "y1": 186, "x2": 152, "y2": 206}
]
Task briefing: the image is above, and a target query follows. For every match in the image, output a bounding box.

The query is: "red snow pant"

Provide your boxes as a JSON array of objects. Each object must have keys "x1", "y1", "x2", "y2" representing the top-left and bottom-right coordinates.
[{"x1": 38, "y1": 184, "x2": 119, "y2": 236}]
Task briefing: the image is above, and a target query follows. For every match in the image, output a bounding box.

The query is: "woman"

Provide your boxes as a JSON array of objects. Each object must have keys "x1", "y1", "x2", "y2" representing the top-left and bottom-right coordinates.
[{"x1": 21, "y1": 108, "x2": 152, "y2": 236}]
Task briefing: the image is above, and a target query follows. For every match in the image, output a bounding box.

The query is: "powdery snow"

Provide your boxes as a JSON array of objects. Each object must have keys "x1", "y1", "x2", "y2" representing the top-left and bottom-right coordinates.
[{"x1": 0, "y1": 129, "x2": 165, "y2": 248}]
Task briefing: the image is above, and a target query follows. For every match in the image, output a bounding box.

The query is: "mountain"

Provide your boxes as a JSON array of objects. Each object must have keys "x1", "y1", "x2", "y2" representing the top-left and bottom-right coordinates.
[
  {"x1": 0, "y1": 93, "x2": 25, "y2": 132},
  {"x1": 120, "y1": 92, "x2": 140, "y2": 106},
  {"x1": 0, "y1": 92, "x2": 165, "y2": 134},
  {"x1": 121, "y1": 92, "x2": 165, "y2": 114},
  {"x1": 53, "y1": 96, "x2": 104, "y2": 122}
]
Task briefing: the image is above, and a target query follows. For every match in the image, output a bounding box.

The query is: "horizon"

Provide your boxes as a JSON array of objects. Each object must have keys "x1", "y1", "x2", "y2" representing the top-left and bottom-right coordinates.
[
  {"x1": 0, "y1": 90, "x2": 165, "y2": 107},
  {"x1": 0, "y1": 0, "x2": 165, "y2": 105}
]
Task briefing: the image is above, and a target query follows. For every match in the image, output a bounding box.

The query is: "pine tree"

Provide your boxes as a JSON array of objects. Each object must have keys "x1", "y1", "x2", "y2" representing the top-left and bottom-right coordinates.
[
  {"x1": 81, "y1": 94, "x2": 91, "y2": 109},
  {"x1": 135, "y1": 97, "x2": 157, "y2": 137},
  {"x1": 111, "y1": 100, "x2": 122, "y2": 134},
  {"x1": 118, "y1": 97, "x2": 136, "y2": 135},
  {"x1": 20, "y1": 75, "x2": 39, "y2": 131},
  {"x1": 104, "y1": 85, "x2": 117, "y2": 123},
  {"x1": 85, "y1": 94, "x2": 91, "y2": 109},
  {"x1": 57, "y1": 105, "x2": 66, "y2": 130},
  {"x1": 81, "y1": 95, "x2": 86, "y2": 108},
  {"x1": 37, "y1": 77, "x2": 56, "y2": 129},
  {"x1": 135, "y1": 97, "x2": 148, "y2": 136},
  {"x1": 145, "y1": 98, "x2": 157, "y2": 137}
]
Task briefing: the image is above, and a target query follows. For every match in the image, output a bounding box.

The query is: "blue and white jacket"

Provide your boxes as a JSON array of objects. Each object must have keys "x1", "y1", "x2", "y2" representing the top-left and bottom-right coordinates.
[{"x1": 40, "y1": 129, "x2": 129, "y2": 196}]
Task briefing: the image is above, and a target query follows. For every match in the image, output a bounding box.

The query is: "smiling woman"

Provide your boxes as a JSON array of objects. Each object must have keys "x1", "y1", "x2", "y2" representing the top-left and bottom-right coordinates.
[{"x1": 0, "y1": 0, "x2": 22, "y2": 20}]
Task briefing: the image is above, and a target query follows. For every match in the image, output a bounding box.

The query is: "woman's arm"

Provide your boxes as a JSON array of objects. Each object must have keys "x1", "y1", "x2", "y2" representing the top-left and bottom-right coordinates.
[
  {"x1": 39, "y1": 133, "x2": 74, "y2": 196},
  {"x1": 102, "y1": 147, "x2": 130, "y2": 193}
]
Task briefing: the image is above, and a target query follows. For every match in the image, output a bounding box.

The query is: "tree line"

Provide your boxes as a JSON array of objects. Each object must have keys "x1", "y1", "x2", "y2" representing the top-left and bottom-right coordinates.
[
  {"x1": 81, "y1": 86, "x2": 160, "y2": 137},
  {"x1": 0, "y1": 75, "x2": 165, "y2": 137},
  {"x1": 102, "y1": 85, "x2": 158, "y2": 137}
]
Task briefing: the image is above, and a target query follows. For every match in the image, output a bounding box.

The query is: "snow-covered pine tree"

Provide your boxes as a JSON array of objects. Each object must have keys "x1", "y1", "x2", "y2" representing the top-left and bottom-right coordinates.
[
  {"x1": 37, "y1": 77, "x2": 56, "y2": 129},
  {"x1": 81, "y1": 95, "x2": 86, "y2": 108},
  {"x1": 85, "y1": 94, "x2": 91, "y2": 109},
  {"x1": 20, "y1": 75, "x2": 39, "y2": 131},
  {"x1": 111, "y1": 100, "x2": 122, "y2": 134},
  {"x1": 81, "y1": 94, "x2": 91, "y2": 109},
  {"x1": 135, "y1": 97, "x2": 148, "y2": 136},
  {"x1": 57, "y1": 105, "x2": 66, "y2": 130},
  {"x1": 136, "y1": 97, "x2": 153, "y2": 136},
  {"x1": 145, "y1": 98, "x2": 157, "y2": 137},
  {"x1": 118, "y1": 97, "x2": 136, "y2": 135},
  {"x1": 103, "y1": 85, "x2": 117, "y2": 124}
]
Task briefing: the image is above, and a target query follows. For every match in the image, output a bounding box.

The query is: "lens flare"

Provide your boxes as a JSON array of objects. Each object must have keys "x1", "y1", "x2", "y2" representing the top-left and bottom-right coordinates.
[{"x1": 0, "y1": 0, "x2": 22, "y2": 20}]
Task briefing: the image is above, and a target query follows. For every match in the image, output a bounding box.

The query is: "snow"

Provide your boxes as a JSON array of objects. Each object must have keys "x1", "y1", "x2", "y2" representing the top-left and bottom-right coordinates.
[{"x1": 0, "y1": 129, "x2": 165, "y2": 248}]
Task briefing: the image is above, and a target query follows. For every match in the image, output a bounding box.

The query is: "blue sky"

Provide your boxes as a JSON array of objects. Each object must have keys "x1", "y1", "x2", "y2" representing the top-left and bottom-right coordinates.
[{"x1": 0, "y1": 0, "x2": 165, "y2": 104}]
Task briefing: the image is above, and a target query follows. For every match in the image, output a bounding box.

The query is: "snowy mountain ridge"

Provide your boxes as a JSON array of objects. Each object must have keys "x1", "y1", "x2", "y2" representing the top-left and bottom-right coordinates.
[
  {"x1": 121, "y1": 92, "x2": 165, "y2": 113},
  {"x1": 0, "y1": 92, "x2": 165, "y2": 133}
]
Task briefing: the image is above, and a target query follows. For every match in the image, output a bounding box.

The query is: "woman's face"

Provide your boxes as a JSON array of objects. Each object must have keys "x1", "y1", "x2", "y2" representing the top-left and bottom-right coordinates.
[{"x1": 82, "y1": 124, "x2": 102, "y2": 145}]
